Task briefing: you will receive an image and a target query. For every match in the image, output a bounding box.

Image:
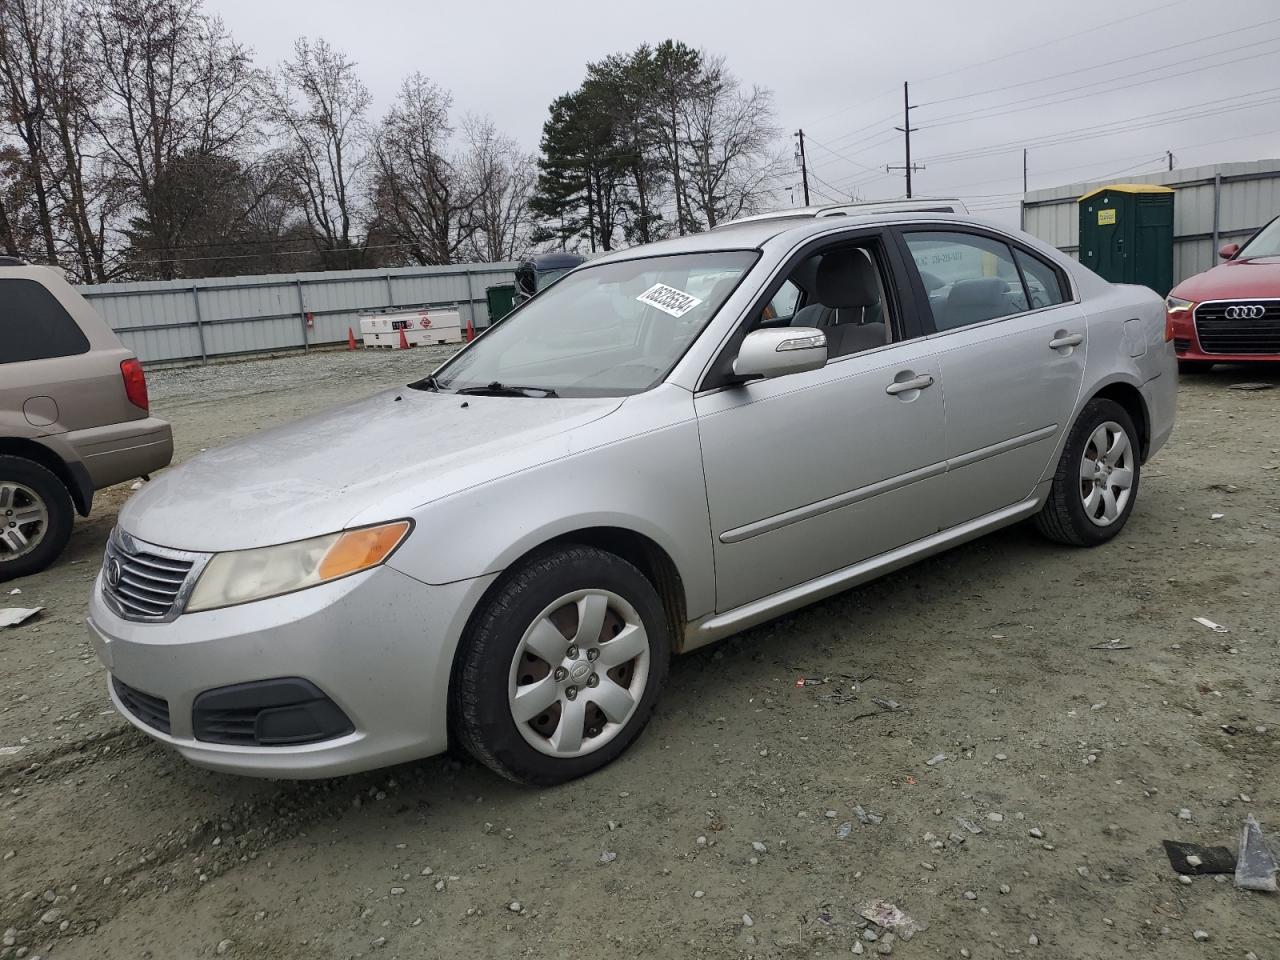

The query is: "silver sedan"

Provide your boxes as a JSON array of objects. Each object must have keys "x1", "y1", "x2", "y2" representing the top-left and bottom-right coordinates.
[{"x1": 88, "y1": 213, "x2": 1176, "y2": 784}]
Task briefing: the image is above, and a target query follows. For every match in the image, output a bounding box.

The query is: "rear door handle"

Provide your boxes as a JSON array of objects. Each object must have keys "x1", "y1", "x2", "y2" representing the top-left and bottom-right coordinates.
[
  {"x1": 885, "y1": 374, "x2": 934, "y2": 395},
  {"x1": 1049, "y1": 333, "x2": 1084, "y2": 349}
]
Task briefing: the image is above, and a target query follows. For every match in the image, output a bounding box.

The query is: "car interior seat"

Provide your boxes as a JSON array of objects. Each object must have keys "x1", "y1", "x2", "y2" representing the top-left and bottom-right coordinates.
[
  {"x1": 790, "y1": 249, "x2": 887, "y2": 357},
  {"x1": 939, "y1": 277, "x2": 1015, "y2": 330}
]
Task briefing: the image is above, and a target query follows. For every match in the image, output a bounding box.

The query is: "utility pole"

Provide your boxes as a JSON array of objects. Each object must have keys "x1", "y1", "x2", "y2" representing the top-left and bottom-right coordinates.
[
  {"x1": 1023, "y1": 148, "x2": 1028, "y2": 194},
  {"x1": 1167, "y1": 150, "x2": 1175, "y2": 172},
  {"x1": 794, "y1": 129, "x2": 810, "y2": 206},
  {"x1": 887, "y1": 81, "x2": 924, "y2": 198}
]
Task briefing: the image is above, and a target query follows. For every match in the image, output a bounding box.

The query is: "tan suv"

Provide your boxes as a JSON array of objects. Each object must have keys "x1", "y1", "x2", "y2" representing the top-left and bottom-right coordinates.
[{"x1": 1, "y1": 258, "x2": 173, "y2": 580}]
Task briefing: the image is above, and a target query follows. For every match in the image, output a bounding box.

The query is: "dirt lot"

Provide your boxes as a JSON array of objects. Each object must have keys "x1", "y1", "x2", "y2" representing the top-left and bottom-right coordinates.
[{"x1": 2, "y1": 350, "x2": 1278, "y2": 960}]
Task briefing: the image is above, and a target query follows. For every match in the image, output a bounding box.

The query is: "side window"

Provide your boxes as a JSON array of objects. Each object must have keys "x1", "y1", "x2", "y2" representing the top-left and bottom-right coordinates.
[
  {"x1": 1014, "y1": 249, "x2": 1068, "y2": 309},
  {"x1": 765, "y1": 280, "x2": 800, "y2": 323},
  {"x1": 0, "y1": 278, "x2": 91, "y2": 365},
  {"x1": 903, "y1": 231, "x2": 1027, "y2": 332}
]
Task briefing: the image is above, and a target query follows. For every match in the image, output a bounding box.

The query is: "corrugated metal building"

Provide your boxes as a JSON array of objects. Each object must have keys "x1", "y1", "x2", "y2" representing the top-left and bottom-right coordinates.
[
  {"x1": 78, "y1": 262, "x2": 518, "y2": 365},
  {"x1": 1020, "y1": 159, "x2": 1280, "y2": 285}
]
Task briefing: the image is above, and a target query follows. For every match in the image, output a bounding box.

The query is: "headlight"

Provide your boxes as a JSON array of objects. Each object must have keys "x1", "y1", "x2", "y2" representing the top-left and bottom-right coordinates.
[
  {"x1": 1166, "y1": 295, "x2": 1194, "y2": 313},
  {"x1": 186, "y1": 521, "x2": 411, "y2": 613}
]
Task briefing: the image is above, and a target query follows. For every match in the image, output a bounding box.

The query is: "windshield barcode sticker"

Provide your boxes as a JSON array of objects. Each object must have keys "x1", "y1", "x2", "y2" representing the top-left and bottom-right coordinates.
[{"x1": 636, "y1": 283, "x2": 703, "y2": 318}]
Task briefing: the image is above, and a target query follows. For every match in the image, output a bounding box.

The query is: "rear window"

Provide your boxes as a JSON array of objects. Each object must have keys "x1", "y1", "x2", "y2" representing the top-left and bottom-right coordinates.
[{"x1": 0, "y1": 278, "x2": 91, "y2": 365}]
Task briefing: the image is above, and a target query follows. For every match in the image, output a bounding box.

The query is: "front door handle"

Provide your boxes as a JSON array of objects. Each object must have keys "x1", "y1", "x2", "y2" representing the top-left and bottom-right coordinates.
[
  {"x1": 885, "y1": 374, "x2": 934, "y2": 396},
  {"x1": 1049, "y1": 332, "x2": 1084, "y2": 350}
]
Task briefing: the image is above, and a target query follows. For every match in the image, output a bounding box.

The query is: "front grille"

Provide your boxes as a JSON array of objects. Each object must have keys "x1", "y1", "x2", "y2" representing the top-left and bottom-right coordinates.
[
  {"x1": 1194, "y1": 301, "x2": 1280, "y2": 355},
  {"x1": 112, "y1": 676, "x2": 171, "y2": 733},
  {"x1": 101, "y1": 532, "x2": 200, "y2": 622}
]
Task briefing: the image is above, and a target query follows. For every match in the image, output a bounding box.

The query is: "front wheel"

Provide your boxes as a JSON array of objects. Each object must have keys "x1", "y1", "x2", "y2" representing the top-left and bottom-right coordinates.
[
  {"x1": 1034, "y1": 399, "x2": 1140, "y2": 547},
  {"x1": 450, "y1": 545, "x2": 671, "y2": 785}
]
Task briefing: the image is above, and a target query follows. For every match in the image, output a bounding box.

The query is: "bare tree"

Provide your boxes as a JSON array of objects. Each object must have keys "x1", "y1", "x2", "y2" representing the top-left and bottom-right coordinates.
[
  {"x1": 274, "y1": 36, "x2": 369, "y2": 267},
  {"x1": 369, "y1": 73, "x2": 487, "y2": 265},
  {"x1": 0, "y1": 143, "x2": 28, "y2": 255},
  {"x1": 678, "y1": 56, "x2": 784, "y2": 230},
  {"x1": 86, "y1": 0, "x2": 265, "y2": 278},
  {"x1": 39, "y1": 2, "x2": 115, "y2": 281},
  {"x1": 0, "y1": 0, "x2": 60, "y2": 262},
  {"x1": 462, "y1": 115, "x2": 534, "y2": 262}
]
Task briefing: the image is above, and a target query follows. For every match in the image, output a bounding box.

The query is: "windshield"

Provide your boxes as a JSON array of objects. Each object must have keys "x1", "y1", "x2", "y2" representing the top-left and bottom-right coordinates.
[
  {"x1": 1238, "y1": 217, "x2": 1280, "y2": 259},
  {"x1": 429, "y1": 251, "x2": 756, "y2": 397}
]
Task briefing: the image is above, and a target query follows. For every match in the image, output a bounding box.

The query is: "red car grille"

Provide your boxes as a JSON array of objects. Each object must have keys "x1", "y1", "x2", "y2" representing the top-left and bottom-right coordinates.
[{"x1": 1194, "y1": 302, "x2": 1280, "y2": 355}]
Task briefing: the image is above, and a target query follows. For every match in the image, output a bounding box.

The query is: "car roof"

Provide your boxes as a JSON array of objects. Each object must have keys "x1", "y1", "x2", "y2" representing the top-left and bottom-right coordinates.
[
  {"x1": 718, "y1": 198, "x2": 968, "y2": 228},
  {"x1": 587, "y1": 211, "x2": 998, "y2": 264}
]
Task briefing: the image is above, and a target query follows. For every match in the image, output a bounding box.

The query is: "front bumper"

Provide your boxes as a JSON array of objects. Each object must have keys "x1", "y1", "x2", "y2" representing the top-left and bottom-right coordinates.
[{"x1": 88, "y1": 563, "x2": 496, "y2": 778}]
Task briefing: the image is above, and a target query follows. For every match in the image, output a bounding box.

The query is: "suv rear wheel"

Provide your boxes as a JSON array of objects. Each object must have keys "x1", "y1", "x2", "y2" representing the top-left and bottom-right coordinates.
[
  {"x1": 450, "y1": 545, "x2": 671, "y2": 785},
  {"x1": 0, "y1": 455, "x2": 74, "y2": 581}
]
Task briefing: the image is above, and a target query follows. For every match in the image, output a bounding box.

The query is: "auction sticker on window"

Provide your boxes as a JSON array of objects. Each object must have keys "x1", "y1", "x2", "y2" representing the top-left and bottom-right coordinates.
[{"x1": 636, "y1": 283, "x2": 703, "y2": 318}]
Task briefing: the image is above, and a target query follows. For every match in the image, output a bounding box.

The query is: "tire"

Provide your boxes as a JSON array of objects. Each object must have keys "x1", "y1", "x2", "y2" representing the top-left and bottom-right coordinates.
[
  {"x1": 1034, "y1": 399, "x2": 1141, "y2": 547},
  {"x1": 1178, "y1": 360, "x2": 1214, "y2": 374},
  {"x1": 450, "y1": 544, "x2": 671, "y2": 786},
  {"x1": 0, "y1": 455, "x2": 74, "y2": 582}
]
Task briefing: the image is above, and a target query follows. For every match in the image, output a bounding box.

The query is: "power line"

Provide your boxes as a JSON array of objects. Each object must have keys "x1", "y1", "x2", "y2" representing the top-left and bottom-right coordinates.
[
  {"x1": 805, "y1": 128, "x2": 901, "y2": 173},
  {"x1": 808, "y1": 167, "x2": 854, "y2": 202},
  {"x1": 917, "y1": 86, "x2": 1280, "y2": 165},
  {"x1": 922, "y1": 35, "x2": 1280, "y2": 131},
  {"x1": 915, "y1": 0, "x2": 1191, "y2": 85},
  {"x1": 803, "y1": 135, "x2": 883, "y2": 174},
  {"x1": 820, "y1": 113, "x2": 901, "y2": 151},
  {"x1": 920, "y1": 16, "x2": 1280, "y2": 110},
  {"x1": 797, "y1": 0, "x2": 1193, "y2": 192},
  {"x1": 797, "y1": 0, "x2": 1187, "y2": 133}
]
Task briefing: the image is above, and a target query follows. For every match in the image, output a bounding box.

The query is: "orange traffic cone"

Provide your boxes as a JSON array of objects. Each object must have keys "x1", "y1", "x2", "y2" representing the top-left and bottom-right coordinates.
[
  {"x1": 347, "y1": 327, "x2": 358, "y2": 350},
  {"x1": 466, "y1": 314, "x2": 475, "y2": 342},
  {"x1": 398, "y1": 327, "x2": 410, "y2": 349}
]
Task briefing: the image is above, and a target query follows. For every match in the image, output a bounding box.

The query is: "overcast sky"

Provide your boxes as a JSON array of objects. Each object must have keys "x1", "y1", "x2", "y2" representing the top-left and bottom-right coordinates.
[{"x1": 211, "y1": 0, "x2": 1279, "y2": 226}]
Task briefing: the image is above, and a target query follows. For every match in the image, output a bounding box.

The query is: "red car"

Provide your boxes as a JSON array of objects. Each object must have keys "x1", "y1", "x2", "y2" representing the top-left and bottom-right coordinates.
[{"x1": 1167, "y1": 217, "x2": 1280, "y2": 371}]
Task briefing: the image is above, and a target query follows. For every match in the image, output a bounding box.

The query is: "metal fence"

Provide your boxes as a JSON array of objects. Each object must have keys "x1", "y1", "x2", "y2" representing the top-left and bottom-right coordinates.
[
  {"x1": 1020, "y1": 159, "x2": 1280, "y2": 286},
  {"x1": 77, "y1": 262, "x2": 518, "y2": 365}
]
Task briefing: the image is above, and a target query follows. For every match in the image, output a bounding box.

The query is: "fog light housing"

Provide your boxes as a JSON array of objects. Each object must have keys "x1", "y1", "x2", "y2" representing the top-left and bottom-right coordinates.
[{"x1": 192, "y1": 678, "x2": 353, "y2": 746}]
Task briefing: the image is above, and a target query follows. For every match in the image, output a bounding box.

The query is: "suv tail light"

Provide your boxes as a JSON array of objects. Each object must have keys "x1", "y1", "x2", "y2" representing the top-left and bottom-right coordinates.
[{"x1": 120, "y1": 358, "x2": 149, "y2": 411}]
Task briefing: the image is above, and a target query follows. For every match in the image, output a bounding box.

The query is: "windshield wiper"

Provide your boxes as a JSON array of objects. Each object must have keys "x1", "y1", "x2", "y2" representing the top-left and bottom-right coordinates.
[{"x1": 454, "y1": 381, "x2": 559, "y2": 398}]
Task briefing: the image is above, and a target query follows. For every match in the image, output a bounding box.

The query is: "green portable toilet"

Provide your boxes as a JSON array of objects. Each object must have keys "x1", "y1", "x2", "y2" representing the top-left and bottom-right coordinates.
[
  {"x1": 1078, "y1": 183, "x2": 1175, "y2": 295},
  {"x1": 485, "y1": 283, "x2": 517, "y2": 326}
]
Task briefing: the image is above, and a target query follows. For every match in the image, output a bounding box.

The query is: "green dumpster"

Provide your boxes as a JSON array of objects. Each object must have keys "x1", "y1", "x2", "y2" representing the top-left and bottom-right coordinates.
[
  {"x1": 1078, "y1": 183, "x2": 1175, "y2": 296},
  {"x1": 485, "y1": 283, "x2": 517, "y2": 326}
]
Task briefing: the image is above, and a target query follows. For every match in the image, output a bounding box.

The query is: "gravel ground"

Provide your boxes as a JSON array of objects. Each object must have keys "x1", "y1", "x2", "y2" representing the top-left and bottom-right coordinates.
[{"x1": 2, "y1": 350, "x2": 1279, "y2": 960}]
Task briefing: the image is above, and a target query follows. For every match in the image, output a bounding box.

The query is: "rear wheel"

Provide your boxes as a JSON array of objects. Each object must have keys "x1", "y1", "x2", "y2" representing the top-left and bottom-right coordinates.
[
  {"x1": 0, "y1": 455, "x2": 74, "y2": 581},
  {"x1": 450, "y1": 545, "x2": 671, "y2": 785},
  {"x1": 1034, "y1": 399, "x2": 1140, "y2": 547}
]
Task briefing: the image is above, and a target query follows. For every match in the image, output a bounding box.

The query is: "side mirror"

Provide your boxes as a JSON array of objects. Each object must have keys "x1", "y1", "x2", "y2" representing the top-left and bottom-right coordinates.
[
  {"x1": 1219, "y1": 242, "x2": 1240, "y2": 260},
  {"x1": 733, "y1": 327, "x2": 828, "y2": 380}
]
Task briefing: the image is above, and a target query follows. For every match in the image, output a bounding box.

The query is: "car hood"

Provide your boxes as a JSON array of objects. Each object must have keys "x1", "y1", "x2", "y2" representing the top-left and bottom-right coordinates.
[
  {"x1": 119, "y1": 387, "x2": 623, "y2": 552},
  {"x1": 1171, "y1": 257, "x2": 1280, "y2": 302}
]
